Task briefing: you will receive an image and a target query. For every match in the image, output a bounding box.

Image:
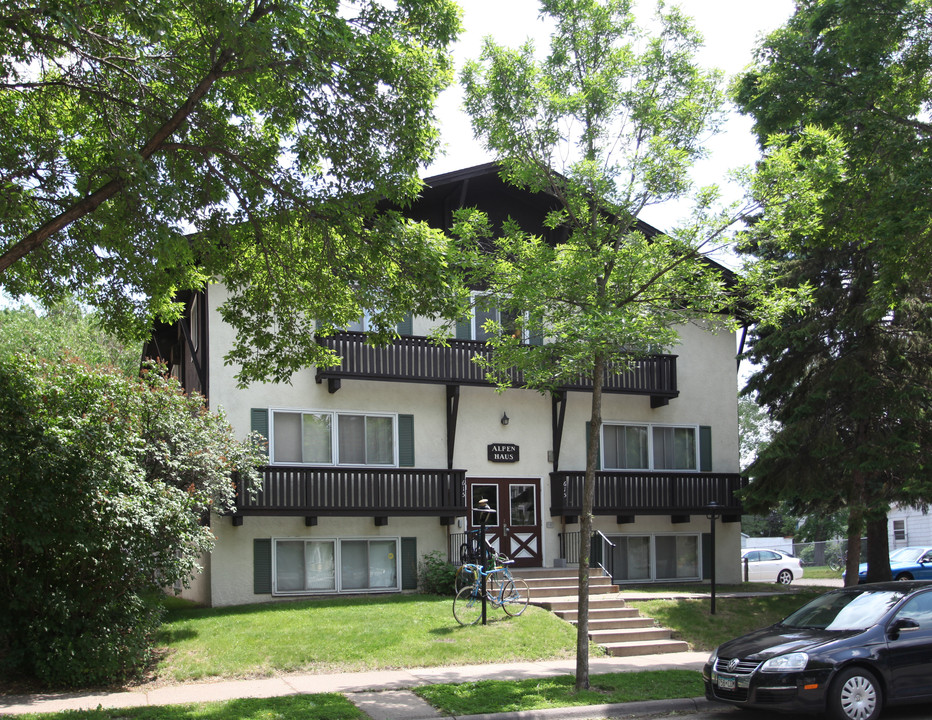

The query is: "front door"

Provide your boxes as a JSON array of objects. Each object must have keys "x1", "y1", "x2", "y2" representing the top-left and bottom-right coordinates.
[{"x1": 467, "y1": 479, "x2": 542, "y2": 568}]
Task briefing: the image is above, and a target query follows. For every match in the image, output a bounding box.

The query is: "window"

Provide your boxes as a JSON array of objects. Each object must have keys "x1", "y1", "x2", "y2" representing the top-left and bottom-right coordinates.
[
  {"x1": 610, "y1": 534, "x2": 701, "y2": 582},
  {"x1": 273, "y1": 538, "x2": 398, "y2": 594},
  {"x1": 457, "y1": 294, "x2": 539, "y2": 344},
  {"x1": 893, "y1": 519, "x2": 906, "y2": 542},
  {"x1": 602, "y1": 424, "x2": 698, "y2": 471},
  {"x1": 271, "y1": 410, "x2": 395, "y2": 466}
]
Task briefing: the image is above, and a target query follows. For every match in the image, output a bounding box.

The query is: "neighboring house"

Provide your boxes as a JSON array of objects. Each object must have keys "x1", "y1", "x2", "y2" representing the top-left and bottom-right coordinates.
[
  {"x1": 144, "y1": 163, "x2": 746, "y2": 607},
  {"x1": 888, "y1": 505, "x2": 932, "y2": 548}
]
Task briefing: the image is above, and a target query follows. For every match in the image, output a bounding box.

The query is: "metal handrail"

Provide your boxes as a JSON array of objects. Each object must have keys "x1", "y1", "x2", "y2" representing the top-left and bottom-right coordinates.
[{"x1": 594, "y1": 531, "x2": 616, "y2": 579}]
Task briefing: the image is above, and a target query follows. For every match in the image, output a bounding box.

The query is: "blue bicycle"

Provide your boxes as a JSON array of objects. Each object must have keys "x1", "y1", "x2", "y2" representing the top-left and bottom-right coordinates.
[{"x1": 453, "y1": 553, "x2": 529, "y2": 625}]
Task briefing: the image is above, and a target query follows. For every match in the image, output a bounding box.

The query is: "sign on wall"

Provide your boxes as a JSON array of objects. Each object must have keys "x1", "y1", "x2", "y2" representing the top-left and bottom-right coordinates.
[{"x1": 488, "y1": 443, "x2": 519, "y2": 463}]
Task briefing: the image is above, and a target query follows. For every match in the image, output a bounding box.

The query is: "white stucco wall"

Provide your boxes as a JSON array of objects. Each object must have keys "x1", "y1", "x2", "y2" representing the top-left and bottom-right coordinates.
[{"x1": 200, "y1": 283, "x2": 742, "y2": 605}]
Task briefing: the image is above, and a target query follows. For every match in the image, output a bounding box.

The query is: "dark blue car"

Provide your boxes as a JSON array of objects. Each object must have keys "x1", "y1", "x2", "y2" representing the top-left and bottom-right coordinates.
[
  {"x1": 704, "y1": 581, "x2": 932, "y2": 720},
  {"x1": 856, "y1": 546, "x2": 932, "y2": 583}
]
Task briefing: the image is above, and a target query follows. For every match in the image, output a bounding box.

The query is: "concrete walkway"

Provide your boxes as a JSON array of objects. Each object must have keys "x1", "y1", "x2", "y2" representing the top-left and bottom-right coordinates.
[{"x1": 0, "y1": 652, "x2": 710, "y2": 719}]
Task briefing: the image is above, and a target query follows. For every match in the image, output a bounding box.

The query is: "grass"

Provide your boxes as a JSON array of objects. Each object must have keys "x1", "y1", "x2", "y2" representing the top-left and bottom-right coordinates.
[
  {"x1": 628, "y1": 588, "x2": 825, "y2": 651},
  {"x1": 414, "y1": 669, "x2": 703, "y2": 715},
  {"x1": 804, "y1": 564, "x2": 845, "y2": 579},
  {"x1": 14, "y1": 695, "x2": 365, "y2": 720},
  {"x1": 154, "y1": 593, "x2": 586, "y2": 683}
]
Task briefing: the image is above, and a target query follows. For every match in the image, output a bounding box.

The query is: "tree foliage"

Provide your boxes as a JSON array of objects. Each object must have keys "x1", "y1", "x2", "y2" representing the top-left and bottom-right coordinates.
[
  {"x1": 457, "y1": 0, "x2": 751, "y2": 689},
  {"x1": 0, "y1": 357, "x2": 264, "y2": 686},
  {"x1": 0, "y1": 296, "x2": 140, "y2": 376},
  {"x1": 0, "y1": 0, "x2": 461, "y2": 382},
  {"x1": 735, "y1": 0, "x2": 932, "y2": 583}
]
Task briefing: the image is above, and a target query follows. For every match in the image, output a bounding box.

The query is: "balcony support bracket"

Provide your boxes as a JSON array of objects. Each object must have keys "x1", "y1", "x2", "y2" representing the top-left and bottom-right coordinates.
[
  {"x1": 374, "y1": 516, "x2": 389, "y2": 527},
  {"x1": 446, "y1": 385, "x2": 460, "y2": 470},
  {"x1": 327, "y1": 378, "x2": 341, "y2": 394},
  {"x1": 551, "y1": 391, "x2": 567, "y2": 472},
  {"x1": 617, "y1": 514, "x2": 635, "y2": 524},
  {"x1": 305, "y1": 516, "x2": 318, "y2": 527},
  {"x1": 232, "y1": 515, "x2": 243, "y2": 526},
  {"x1": 671, "y1": 514, "x2": 690, "y2": 524}
]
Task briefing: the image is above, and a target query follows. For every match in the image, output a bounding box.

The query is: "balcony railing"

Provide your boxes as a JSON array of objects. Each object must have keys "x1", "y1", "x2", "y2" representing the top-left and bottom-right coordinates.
[
  {"x1": 235, "y1": 466, "x2": 467, "y2": 517},
  {"x1": 315, "y1": 332, "x2": 678, "y2": 398},
  {"x1": 550, "y1": 470, "x2": 746, "y2": 516}
]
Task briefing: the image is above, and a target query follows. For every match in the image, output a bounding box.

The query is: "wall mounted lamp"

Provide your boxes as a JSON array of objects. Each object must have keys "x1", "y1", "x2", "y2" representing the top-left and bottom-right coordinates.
[{"x1": 500, "y1": 412, "x2": 509, "y2": 426}]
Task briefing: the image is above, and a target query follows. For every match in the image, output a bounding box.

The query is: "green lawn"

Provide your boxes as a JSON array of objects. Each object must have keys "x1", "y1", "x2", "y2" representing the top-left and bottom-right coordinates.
[
  {"x1": 154, "y1": 586, "x2": 829, "y2": 684},
  {"x1": 14, "y1": 695, "x2": 364, "y2": 720},
  {"x1": 414, "y1": 669, "x2": 704, "y2": 714},
  {"x1": 155, "y1": 594, "x2": 586, "y2": 683},
  {"x1": 13, "y1": 588, "x2": 836, "y2": 720}
]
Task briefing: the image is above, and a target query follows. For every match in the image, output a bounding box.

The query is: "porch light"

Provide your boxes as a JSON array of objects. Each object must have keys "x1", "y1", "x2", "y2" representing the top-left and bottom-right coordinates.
[{"x1": 501, "y1": 412, "x2": 509, "y2": 426}]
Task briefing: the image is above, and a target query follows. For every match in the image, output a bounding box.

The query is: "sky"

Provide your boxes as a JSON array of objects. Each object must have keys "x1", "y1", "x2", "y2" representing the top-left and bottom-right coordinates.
[{"x1": 424, "y1": 0, "x2": 796, "y2": 233}]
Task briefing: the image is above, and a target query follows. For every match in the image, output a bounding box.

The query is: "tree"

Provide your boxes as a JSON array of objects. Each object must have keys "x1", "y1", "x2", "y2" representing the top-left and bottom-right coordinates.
[
  {"x1": 0, "y1": 0, "x2": 461, "y2": 383},
  {"x1": 0, "y1": 357, "x2": 264, "y2": 686},
  {"x1": 457, "y1": 0, "x2": 747, "y2": 689},
  {"x1": 0, "y1": 296, "x2": 139, "y2": 376},
  {"x1": 734, "y1": 0, "x2": 932, "y2": 584}
]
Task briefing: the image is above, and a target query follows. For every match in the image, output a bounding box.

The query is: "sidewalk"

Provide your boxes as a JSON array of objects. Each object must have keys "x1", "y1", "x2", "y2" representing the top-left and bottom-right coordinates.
[{"x1": 0, "y1": 652, "x2": 711, "y2": 719}]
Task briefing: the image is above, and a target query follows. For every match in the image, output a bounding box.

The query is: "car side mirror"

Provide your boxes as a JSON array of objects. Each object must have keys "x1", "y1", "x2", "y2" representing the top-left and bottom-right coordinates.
[{"x1": 889, "y1": 617, "x2": 920, "y2": 637}]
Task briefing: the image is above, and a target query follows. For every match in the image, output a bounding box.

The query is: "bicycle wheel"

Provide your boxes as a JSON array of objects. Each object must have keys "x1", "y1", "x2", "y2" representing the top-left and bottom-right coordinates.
[
  {"x1": 454, "y1": 564, "x2": 478, "y2": 593},
  {"x1": 501, "y1": 578, "x2": 529, "y2": 616},
  {"x1": 453, "y1": 585, "x2": 483, "y2": 626}
]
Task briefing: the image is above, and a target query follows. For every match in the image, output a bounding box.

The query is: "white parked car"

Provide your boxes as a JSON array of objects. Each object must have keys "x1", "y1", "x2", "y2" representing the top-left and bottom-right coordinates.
[{"x1": 741, "y1": 548, "x2": 803, "y2": 585}]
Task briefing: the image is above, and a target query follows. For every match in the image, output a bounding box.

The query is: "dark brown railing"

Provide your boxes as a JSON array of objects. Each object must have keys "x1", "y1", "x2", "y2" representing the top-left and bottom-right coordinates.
[
  {"x1": 236, "y1": 466, "x2": 467, "y2": 517},
  {"x1": 550, "y1": 471, "x2": 745, "y2": 516},
  {"x1": 315, "y1": 332, "x2": 678, "y2": 398}
]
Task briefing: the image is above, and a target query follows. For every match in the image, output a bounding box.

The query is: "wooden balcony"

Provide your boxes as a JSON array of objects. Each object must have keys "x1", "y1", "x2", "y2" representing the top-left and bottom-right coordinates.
[
  {"x1": 233, "y1": 466, "x2": 467, "y2": 522},
  {"x1": 550, "y1": 470, "x2": 746, "y2": 518},
  {"x1": 315, "y1": 332, "x2": 678, "y2": 400}
]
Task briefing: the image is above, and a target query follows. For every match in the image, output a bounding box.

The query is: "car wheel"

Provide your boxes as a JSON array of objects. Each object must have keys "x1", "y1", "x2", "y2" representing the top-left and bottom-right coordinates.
[
  {"x1": 895, "y1": 572, "x2": 913, "y2": 581},
  {"x1": 828, "y1": 667, "x2": 882, "y2": 720},
  {"x1": 777, "y1": 569, "x2": 793, "y2": 585}
]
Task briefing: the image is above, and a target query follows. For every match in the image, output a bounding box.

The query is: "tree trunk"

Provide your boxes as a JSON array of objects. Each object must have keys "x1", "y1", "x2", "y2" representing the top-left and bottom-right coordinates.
[
  {"x1": 865, "y1": 512, "x2": 892, "y2": 583},
  {"x1": 844, "y1": 470, "x2": 866, "y2": 587},
  {"x1": 576, "y1": 353, "x2": 604, "y2": 692}
]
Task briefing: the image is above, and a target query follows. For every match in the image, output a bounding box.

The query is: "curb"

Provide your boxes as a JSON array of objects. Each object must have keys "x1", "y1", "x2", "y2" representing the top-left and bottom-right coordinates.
[{"x1": 451, "y1": 697, "x2": 714, "y2": 720}]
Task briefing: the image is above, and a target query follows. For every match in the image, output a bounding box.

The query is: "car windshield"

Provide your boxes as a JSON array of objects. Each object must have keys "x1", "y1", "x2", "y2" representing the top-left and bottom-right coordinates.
[
  {"x1": 782, "y1": 589, "x2": 907, "y2": 630},
  {"x1": 890, "y1": 547, "x2": 925, "y2": 564}
]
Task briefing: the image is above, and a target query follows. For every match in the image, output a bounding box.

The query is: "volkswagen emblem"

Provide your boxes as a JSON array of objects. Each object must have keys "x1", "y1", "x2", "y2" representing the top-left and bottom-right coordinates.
[{"x1": 727, "y1": 658, "x2": 741, "y2": 672}]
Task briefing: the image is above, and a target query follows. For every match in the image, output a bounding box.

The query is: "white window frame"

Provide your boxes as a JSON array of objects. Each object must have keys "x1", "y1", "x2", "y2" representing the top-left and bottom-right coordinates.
[
  {"x1": 893, "y1": 519, "x2": 907, "y2": 542},
  {"x1": 608, "y1": 532, "x2": 702, "y2": 583},
  {"x1": 601, "y1": 422, "x2": 700, "y2": 472},
  {"x1": 271, "y1": 537, "x2": 401, "y2": 595},
  {"x1": 469, "y1": 292, "x2": 528, "y2": 342},
  {"x1": 269, "y1": 409, "x2": 399, "y2": 467}
]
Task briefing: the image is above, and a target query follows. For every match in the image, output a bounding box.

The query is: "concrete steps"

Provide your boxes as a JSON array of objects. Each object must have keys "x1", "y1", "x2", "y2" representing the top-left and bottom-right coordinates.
[{"x1": 511, "y1": 568, "x2": 689, "y2": 658}]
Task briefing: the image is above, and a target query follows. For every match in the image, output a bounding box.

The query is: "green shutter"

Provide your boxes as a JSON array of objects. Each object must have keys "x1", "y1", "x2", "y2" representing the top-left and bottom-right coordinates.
[
  {"x1": 254, "y1": 538, "x2": 272, "y2": 594},
  {"x1": 455, "y1": 316, "x2": 472, "y2": 340},
  {"x1": 699, "y1": 425, "x2": 712, "y2": 472},
  {"x1": 585, "y1": 421, "x2": 601, "y2": 470},
  {"x1": 401, "y1": 537, "x2": 418, "y2": 590},
  {"x1": 397, "y1": 314, "x2": 413, "y2": 336},
  {"x1": 251, "y1": 408, "x2": 269, "y2": 458},
  {"x1": 398, "y1": 414, "x2": 415, "y2": 467}
]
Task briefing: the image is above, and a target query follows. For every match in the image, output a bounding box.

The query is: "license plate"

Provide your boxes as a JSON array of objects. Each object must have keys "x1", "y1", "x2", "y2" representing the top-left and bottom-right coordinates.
[{"x1": 717, "y1": 675, "x2": 736, "y2": 690}]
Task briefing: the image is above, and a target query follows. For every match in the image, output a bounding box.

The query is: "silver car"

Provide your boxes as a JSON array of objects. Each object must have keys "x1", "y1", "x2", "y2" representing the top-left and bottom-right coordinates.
[{"x1": 741, "y1": 548, "x2": 803, "y2": 585}]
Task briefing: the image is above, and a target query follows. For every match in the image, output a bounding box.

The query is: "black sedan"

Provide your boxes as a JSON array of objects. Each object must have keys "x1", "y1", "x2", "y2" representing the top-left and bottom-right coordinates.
[{"x1": 703, "y1": 581, "x2": 932, "y2": 720}]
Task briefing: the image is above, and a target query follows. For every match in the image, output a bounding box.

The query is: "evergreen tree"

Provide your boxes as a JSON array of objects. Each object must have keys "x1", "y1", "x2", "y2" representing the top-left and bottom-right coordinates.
[{"x1": 735, "y1": 0, "x2": 932, "y2": 583}]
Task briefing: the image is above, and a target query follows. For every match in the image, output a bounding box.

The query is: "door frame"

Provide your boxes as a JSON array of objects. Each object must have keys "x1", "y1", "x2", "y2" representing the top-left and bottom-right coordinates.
[{"x1": 466, "y1": 477, "x2": 543, "y2": 568}]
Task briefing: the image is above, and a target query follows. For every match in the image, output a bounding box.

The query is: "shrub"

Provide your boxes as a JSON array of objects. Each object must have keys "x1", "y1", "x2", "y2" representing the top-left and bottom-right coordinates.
[
  {"x1": 0, "y1": 357, "x2": 264, "y2": 687},
  {"x1": 418, "y1": 550, "x2": 457, "y2": 595}
]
